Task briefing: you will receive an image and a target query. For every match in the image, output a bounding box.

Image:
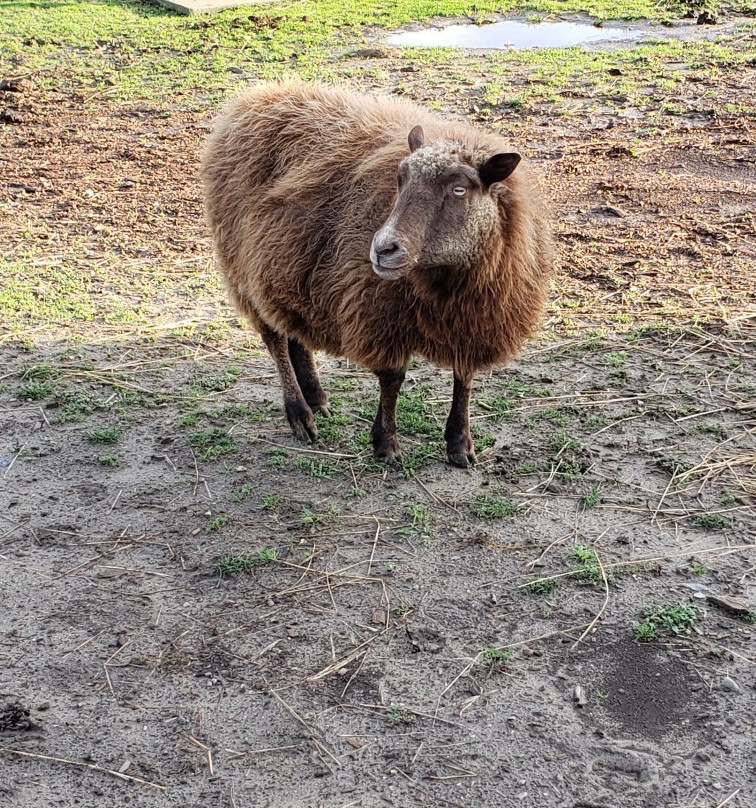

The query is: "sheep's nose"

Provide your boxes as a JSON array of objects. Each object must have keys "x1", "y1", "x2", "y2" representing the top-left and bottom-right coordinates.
[
  {"x1": 370, "y1": 232, "x2": 409, "y2": 271},
  {"x1": 375, "y1": 239, "x2": 400, "y2": 259}
]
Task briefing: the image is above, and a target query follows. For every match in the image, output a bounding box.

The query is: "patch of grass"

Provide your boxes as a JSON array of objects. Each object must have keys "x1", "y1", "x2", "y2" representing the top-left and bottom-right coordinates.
[
  {"x1": 657, "y1": 456, "x2": 692, "y2": 476},
  {"x1": 481, "y1": 646, "x2": 514, "y2": 664},
  {"x1": 689, "y1": 560, "x2": 707, "y2": 576},
  {"x1": 190, "y1": 428, "x2": 237, "y2": 461},
  {"x1": 569, "y1": 544, "x2": 607, "y2": 586},
  {"x1": 396, "y1": 388, "x2": 440, "y2": 437},
  {"x1": 207, "y1": 513, "x2": 229, "y2": 532},
  {"x1": 398, "y1": 503, "x2": 431, "y2": 537},
  {"x1": 547, "y1": 431, "x2": 582, "y2": 454},
  {"x1": 691, "y1": 513, "x2": 732, "y2": 531},
  {"x1": 86, "y1": 425, "x2": 123, "y2": 444},
  {"x1": 500, "y1": 378, "x2": 554, "y2": 398},
  {"x1": 194, "y1": 365, "x2": 241, "y2": 393},
  {"x1": 386, "y1": 706, "x2": 415, "y2": 727},
  {"x1": 54, "y1": 388, "x2": 94, "y2": 423},
  {"x1": 260, "y1": 492, "x2": 282, "y2": 510},
  {"x1": 230, "y1": 483, "x2": 253, "y2": 503},
  {"x1": 21, "y1": 363, "x2": 56, "y2": 381},
  {"x1": 178, "y1": 410, "x2": 202, "y2": 427},
  {"x1": 350, "y1": 485, "x2": 367, "y2": 499},
  {"x1": 719, "y1": 491, "x2": 735, "y2": 506},
  {"x1": 98, "y1": 454, "x2": 121, "y2": 467},
  {"x1": 294, "y1": 455, "x2": 340, "y2": 479},
  {"x1": 580, "y1": 485, "x2": 601, "y2": 510},
  {"x1": 471, "y1": 493, "x2": 519, "y2": 519},
  {"x1": 214, "y1": 548, "x2": 278, "y2": 577},
  {"x1": 606, "y1": 351, "x2": 627, "y2": 367},
  {"x1": 633, "y1": 602, "x2": 698, "y2": 642},
  {"x1": 314, "y1": 411, "x2": 350, "y2": 446},
  {"x1": 399, "y1": 443, "x2": 439, "y2": 478},
  {"x1": 17, "y1": 380, "x2": 54, "y2": 401},
  {"x1": 485, "y1": 394, "x2": 516, "y2": 421},
  {"x1": 265, "y1": 447, "x2": 289, "y2": 468},
  {"x1": 695, "y1": 422, "x2": 728, "y2": 439},
  {"x1": 301, "y1": 504, "x2": 341, "y2": 527},
  {"x1": 328, "y1": 377, "x2": 361, "y2": 391},
  {"x1": 535, "y1": 407, "x2": 570, "y2": 427},
  {"x1": 515, "y1": 460, "x2": 539, "y2": 475},
  {"x1": 522, "y1": 576, "x2": 558, "y2": 595}
]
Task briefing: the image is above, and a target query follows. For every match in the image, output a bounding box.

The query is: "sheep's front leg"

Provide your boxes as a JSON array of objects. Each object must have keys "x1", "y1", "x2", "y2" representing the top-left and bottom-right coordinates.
[
  {"x1": 445, "y1": 373, "x2": 476, "y2": 468},
  {"x1": 258, "y1": 324, "x2": 317, "y2": 444},
  {"x1": 371, "y1": 368, "x2": 406, "y2": 468},
  {"x1": 288, "y1": 338, "x2": 330, "y2": 416}
]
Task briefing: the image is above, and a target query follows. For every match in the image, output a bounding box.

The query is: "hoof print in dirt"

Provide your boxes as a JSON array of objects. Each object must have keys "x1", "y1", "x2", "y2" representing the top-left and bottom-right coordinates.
[
  {"x1": 406, "y1": 623, "x2": 446, "y2": 653},
  {"x1": 0, "y1": 701, "x2": 37, "y2": 733}
]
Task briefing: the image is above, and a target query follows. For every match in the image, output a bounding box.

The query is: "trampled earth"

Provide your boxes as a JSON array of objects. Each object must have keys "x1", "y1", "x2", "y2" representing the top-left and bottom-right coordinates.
[{"x1": 0, "y1": 2, "x2": 754, "y2": 807}]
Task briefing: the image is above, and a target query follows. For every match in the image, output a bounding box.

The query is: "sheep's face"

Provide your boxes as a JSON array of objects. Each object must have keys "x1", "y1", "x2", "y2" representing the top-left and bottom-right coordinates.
[{"x1": 370, "y1": 126, "x2": 520, "y2": 281}]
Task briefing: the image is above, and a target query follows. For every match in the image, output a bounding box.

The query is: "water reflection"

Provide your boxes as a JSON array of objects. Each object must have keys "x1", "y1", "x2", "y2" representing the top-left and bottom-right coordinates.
[{"x1": 387, "y1": 20, "x2": 643, "y2": 50}]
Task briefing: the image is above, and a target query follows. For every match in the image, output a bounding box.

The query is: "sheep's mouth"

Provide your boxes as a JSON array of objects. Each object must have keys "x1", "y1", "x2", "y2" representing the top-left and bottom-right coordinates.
[{"x1": 371, "y1": 262, "x2": 403, "y2": 281}]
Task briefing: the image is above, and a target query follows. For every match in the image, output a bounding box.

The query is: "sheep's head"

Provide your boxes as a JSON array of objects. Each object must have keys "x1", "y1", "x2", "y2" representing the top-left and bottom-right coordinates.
[{"x1": 370, "y1": 125, "x2": 520, "y2": 281}]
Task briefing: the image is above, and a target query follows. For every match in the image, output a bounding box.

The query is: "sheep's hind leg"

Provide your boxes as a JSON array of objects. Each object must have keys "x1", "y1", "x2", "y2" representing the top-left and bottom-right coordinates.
[
  {"x1": 288, "y1": 338, "x2": 330, "y2": 417},
  {"x1": 258, "y1": 323, "x2": 317, "y2": 444},
  {"x1": 371, "y1": 368, "x2": 406, "y2": 468},
  {"x1": 445, "y1": 373, "x2": 476, "y2": 468}
]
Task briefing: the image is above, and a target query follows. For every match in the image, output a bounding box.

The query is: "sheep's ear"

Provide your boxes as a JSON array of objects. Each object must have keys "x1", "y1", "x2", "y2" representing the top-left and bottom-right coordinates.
[
  {"x1": 408, "y1": 125, "x2": 425, "y2": 153},
  {"x1": 479, "y1": 152, "x2": 521, "y2": 188}
]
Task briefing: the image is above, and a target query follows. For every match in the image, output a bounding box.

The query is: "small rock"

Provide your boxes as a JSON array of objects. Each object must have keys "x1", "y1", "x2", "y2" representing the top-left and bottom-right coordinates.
[
  {"x1": 573, "y1": 685, "x2": 587, "y2": 707},
  {"x1": 697, "y1": 11, "x2": 718, "y2": 24},
  {"x1": 721, "y1": 676, "x2": 740, "y2": 693},
  {"x1": 371, "y1": 609, "x2": 386, "y2": 625},
  {"x1": 589, "y1": 204, "x2": 626, "y2": 218},
  {"x1": 706, "y1": 594, "x2": 753, "y2": 619}
]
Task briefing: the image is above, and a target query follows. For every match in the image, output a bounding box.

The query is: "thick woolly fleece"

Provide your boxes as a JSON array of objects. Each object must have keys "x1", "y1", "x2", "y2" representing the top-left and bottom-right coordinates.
[{"x1": 202, "y1": 79, "x2": 553, "y2": 380}]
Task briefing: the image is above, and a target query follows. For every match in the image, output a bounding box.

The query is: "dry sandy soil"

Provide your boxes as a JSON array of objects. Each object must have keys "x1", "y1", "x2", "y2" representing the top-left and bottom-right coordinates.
[{"x1": 1, "y1": 8, "x2": 755, "y2": 808}]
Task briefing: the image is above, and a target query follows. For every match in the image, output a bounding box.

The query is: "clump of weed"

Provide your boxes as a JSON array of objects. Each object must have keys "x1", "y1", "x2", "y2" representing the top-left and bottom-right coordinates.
[
  {"x1": 260, "y1": 492, "x2": 281, "y2": 510},
  {"x1": 386, "y1": 706, "x2": 415, "y2": 726},
  {"x1": 471, "y1": 493, "x2": 518, "y2": 518},
  {"x1": 55, "y1": 388, "x2": 94, "y2": 423},
  {"x1": 214, "y1": 548, "x2": 278, "y2": 577},
  {"x1": 691, "y1": 513, "x2": 732, "y2": 531},
  {"x1": 657, "y1": 456, "x2": 692, "y2": 476},
  {"x1": 190, "y1": 428, "x2": 237, "y2": 461},
  {"x1": 580, "y1": 485, "x2": 601, "y2": 510},
  {"x1": 87, "y1": 425, "x2": 123, "y2": 444},
  {"x1": 98, "y1": 454, "x2": 120, "y2": 467},
  {"x1": 350, "y1": 485, "x2": 367, "y2": 499},
  {"x1": 178, "y1": 410, "x2": 202, "y2": 427},
  {"x1": 569, "y1": 544, "x2": 608, "y2": 586},
  {"x1": 719, "y1": 491, "x2": 735, "y2": 506},
  {"x1": 395, "y1": 388, "x2": 441, "y2": 437},
  {"x1": 486, "y1": 394, "x2": 516, "y2": 421},
  {"x1": 522, "y1": 577, "x2": 558, "y2": 595},
  {"x1": 208, "y1": 513, "x2": 229, "y2": 532},
  {"x1": 301, "y1": 504, "x2": 341, "y2": 527},
  {"x1": 21, "y1": 363, "x2": 56, "y2": 381},
  {"x1": 516, "y1": 460, "x2": 538, "y2": 476},
  {"x1": 632, "y1": 602, "x2": 698, "y2": 642},
  {"x1": 230, "y1": 483, "x2": 253, "y2": 503},
  {"x1": 399, "y1": 443, "x2": 438, "y2": 478},
  {"x1": 294, "y1": 456, "x2": 339, "y2": 479},
  {"x1": 481, "y1": 646, "x2": 514, "y2": 665},
  {"x1": 548, "y1": 431, "x2": 581, "y2": 454},
  {"x1": 194, "y1": 365, "x2": 241, "y2": 393},
  {"x1": 265, "y1": 447, "x2": 289, "y2": 467},
  {"x1": 399, "y1": 503, "x2": 431, "y2": 538},
  {"x1": 18, "y1": 379, "x2": 53, "y2": 401}
]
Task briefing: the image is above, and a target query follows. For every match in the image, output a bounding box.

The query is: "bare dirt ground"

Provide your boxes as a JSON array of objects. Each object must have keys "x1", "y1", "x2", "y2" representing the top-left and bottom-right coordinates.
[{"x1": 1, "y1": 9, "x2": 755, "y2": 808}]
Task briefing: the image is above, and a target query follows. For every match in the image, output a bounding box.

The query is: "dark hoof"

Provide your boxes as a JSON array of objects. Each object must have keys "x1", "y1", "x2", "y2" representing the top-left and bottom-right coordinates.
[
  {"x1": 286, "y1": 402, "x2": 317, "y2": 444},
  {"x1": 447, "y1": 449, "x2": 476, "y2": 468},
  {"x1": 371, "y1": 432, "x2": 402, "y2": 469},
  {"x1": 312, "y1": 403, "x2": 331, "y2": 418},
  {"x1": 375, "y1": 449, "x2": 402, "y2": 469}
]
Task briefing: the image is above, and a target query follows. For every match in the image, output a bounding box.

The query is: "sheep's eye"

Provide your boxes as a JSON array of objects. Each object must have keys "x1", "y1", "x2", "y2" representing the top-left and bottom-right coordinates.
[{"x1": 452, "y1": 186, "x2": 467, "y2": 198}]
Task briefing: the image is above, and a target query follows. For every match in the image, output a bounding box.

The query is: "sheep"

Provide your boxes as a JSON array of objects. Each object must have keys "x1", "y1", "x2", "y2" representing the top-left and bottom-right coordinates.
[{"x1": 202, "y1": 80, "x2": 553, "y2": 468}]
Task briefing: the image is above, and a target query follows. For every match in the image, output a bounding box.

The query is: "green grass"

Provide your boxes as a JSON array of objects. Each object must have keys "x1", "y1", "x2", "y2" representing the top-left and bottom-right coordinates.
[
  {"x1": 17, "y1": 380, "x2": 54, "y2": 401},
  {"x1": 386, "y1": 706, "x2": 415, "y2": 726},
  {"x1": 691, "y1": 513, "x2": 732, "y2": 531},
  {"x1": 580, "y1": 485, "x2": 601, "y2": 510},
  {"x1": 260, "y1": 492, "x2": 282, "y2": 509},
  {"x1": 398, "y1": 503, "x2": 431, "y2": 537},
  {"x1": 481, "y1": 646, "x2": 514, "y2": 664},
  {"x1": 294, "y1": 456, "x2": 340, "y2": 479},
  {"x1": 189, "y1": 428, "x2": 238, "y2": 461},
  {"x1": 86, "y1": 425, "x2": 123, "y2": 444},
  {"x1": 98, "y1": 453, "x2": 121, "y2": 467},
  {"x1": 522, "y1": 577, "x2": 558, "y2": 595},
  {"x1": 569, "y1": 544, "x2": 607, "y2": 586},
  {"x1": 632, "y1": 602, "x2": 698, "y2": 642},
  {"x1": 208, "y1": 512, "x2": 229, "y2": 532},
  {"x1": 471, "y1": 494, "x2": 519, "y2": 518},
  {"x1": 214, "y1": 548, "x2": 278, "y2": 576}
]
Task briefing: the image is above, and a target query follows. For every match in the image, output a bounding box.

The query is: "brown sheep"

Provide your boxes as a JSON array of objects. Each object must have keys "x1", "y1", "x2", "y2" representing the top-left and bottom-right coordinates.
[{"x1": 202, "y1": 80, "x2": 553, "y2": 468}]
